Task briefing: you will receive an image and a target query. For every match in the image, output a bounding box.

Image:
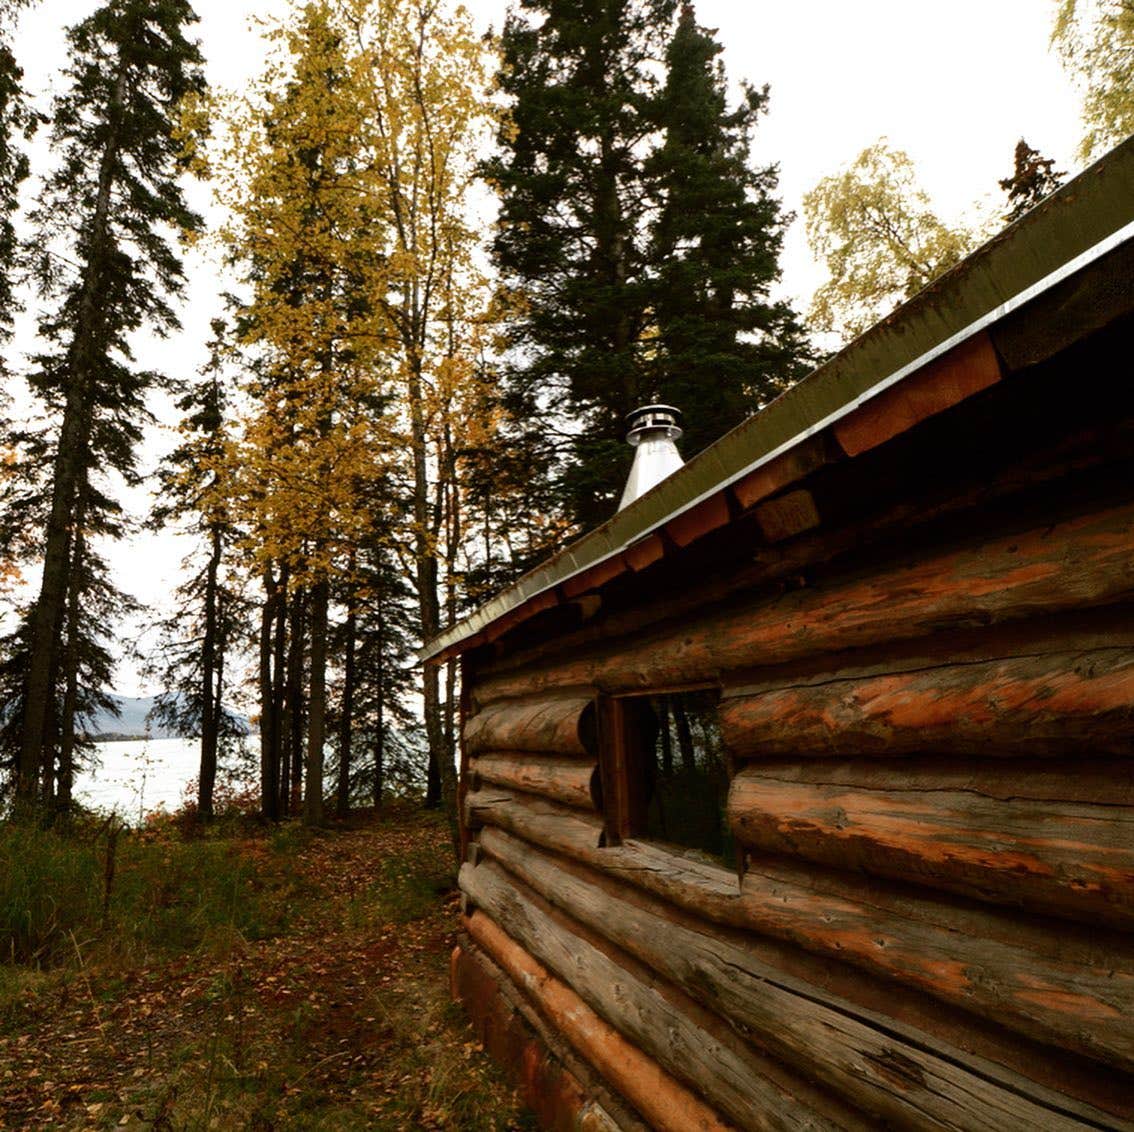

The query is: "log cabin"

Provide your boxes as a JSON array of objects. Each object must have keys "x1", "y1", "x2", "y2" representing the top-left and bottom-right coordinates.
[{"x1": 423, "y1": 137, "x2": 1134, "y2": 1130}]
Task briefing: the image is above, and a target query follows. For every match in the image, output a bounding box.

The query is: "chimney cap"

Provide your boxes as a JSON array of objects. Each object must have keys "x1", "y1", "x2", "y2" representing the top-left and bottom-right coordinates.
[{"x1": 626, "y1": 404, "x2": 683, "y2": 446}]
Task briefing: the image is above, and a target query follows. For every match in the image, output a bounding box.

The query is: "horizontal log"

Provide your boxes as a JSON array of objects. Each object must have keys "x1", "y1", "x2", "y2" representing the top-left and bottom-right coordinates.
[
  {"x1": 475, "y1": 501, "x2": 1134, "y2": 704},
  {"x1": 468, "y1": 790, "x2": 1134, "y2": 1075},
  {"x1": 453, "y1": 939, "x2": 646, "y2": 1132},
  {"x1": 463, "y1": 911, "x2": 735, "y2": 1132},
  {"x1": 833, "y1": 330, "x2": 1002, "y2": 458},
  {"x1": 471, "y1": 754, "x2": 597, "y2": 811},
  {"x1": 451, "y1": 942, "x2": 627, "y2": 1132},
  {"x1": 463, "y1": 868, "x2": 851, "y2": 1132},
  {"x1": 728, "y1": 762, "x2": 1134, "y2": 928},
  {"x1": 463, "y1": 694, "x2": 595, "y2": 757},
  {"x1": 720, "y1": 648, "x2": 1134, "y2": 759},
  {"x1": 480, "y1": 833, "x2": 1134, "y2": 1130},
  {"x1": 464, "y1": 857, "x2": 1117, "y2": 1131}
]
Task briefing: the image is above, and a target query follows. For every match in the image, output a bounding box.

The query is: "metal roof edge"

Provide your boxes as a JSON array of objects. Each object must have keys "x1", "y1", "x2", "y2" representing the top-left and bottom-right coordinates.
[{"x1": 421, "y1": 136, "x2": 1134, "y2": 663}]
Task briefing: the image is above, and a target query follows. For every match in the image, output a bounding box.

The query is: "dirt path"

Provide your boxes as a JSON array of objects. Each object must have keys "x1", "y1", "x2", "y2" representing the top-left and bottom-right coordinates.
[{"x1": 0, "y1": 811, "x2": 530, "y2": 1130}]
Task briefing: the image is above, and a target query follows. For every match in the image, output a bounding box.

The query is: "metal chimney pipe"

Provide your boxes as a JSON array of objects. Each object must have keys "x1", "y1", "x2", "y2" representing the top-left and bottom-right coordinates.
[{"x1": 618, "y1": 404, "x2": 684, "y2": 511}]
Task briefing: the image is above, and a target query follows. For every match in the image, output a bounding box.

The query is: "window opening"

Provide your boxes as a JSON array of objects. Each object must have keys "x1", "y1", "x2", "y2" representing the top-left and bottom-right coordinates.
[
  {"x1": 596, "y1": 690, "x2": 733, "y2": 869},
  {"x1": 646, "y1": 691, "x2": 733, "y2": 867}
]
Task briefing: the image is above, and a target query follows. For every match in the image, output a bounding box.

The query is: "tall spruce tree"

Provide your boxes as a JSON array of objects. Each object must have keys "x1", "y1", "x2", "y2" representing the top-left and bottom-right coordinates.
[
  {"x1": 647, "y1": 4, "x2": 810, "y2": 457},
  {"x1": 146, "y1": 322, "x2": 247, "y2": 822},
  {"x1": 486, "y1": 0, "x2": 677, "y2": 530},
  {"x1": 488, "y1": 0, "x2": 808, "y2": 530},
  {"x1": 0, "y1": 0, "x2": 34, "y2": 356},
  {"x1": 14, "y1": 0, "x2": 205, "y2": 808}
]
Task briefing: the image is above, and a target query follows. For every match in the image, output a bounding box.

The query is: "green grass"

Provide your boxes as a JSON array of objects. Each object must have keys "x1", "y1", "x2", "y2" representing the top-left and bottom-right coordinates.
[{"x1": 0, "y1": 819, "x2": 295, "y2": 969}]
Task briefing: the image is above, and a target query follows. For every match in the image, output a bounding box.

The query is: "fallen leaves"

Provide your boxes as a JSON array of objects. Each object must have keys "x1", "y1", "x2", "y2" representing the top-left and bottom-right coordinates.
[{"x1": 0, "y1": 808, "x2": 526, "y2": 1129}]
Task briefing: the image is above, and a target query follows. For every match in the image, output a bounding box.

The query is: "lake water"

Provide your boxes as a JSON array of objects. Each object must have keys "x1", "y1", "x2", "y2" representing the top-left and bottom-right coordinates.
[{"x1": 75, "y1": 737, "x2": 231, "y2": 823}]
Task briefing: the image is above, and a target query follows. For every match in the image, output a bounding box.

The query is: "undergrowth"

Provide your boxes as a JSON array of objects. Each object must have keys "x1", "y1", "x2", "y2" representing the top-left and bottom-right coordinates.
[
  {"x1": 0, "y1": 817, "x2": 295, "y2": 968},
  {"x1": 0, "y1": 807, "x2": 526, "y2": 1129}
]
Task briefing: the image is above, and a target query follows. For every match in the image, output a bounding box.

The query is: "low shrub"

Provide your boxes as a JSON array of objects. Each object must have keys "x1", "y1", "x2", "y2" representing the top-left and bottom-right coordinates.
[{"x1": 0, "y1": 817, "x2": 290, "y2": 970}]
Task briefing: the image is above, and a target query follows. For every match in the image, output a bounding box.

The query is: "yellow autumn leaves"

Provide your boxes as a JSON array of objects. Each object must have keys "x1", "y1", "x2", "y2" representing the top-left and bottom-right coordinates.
[{"x1": 207, "y1": 0, "x2": 496, "y2": 596}]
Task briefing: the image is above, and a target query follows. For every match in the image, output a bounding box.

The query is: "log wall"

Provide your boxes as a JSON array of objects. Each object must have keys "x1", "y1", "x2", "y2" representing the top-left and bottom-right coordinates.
[{"x1": 454, "y1": 347, "x2": 1134, "y2": 1128}]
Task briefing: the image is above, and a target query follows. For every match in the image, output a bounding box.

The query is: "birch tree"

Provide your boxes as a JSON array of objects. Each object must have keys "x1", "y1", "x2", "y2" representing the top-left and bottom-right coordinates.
[
  {"x1": 803, "y1": 141, "x2": 974, "y2": 341},
  {"x1": 336, "y1": 0, "x2": 495, "y2": 817},
  {"x1": 215, "y1": 1, "x2": 392, "y2": 825}
]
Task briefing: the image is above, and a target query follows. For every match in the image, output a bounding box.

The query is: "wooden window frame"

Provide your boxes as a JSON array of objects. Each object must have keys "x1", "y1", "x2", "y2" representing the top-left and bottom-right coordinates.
[{"x1": 595, "y1": 688, "x2": 743, "y2": 881}]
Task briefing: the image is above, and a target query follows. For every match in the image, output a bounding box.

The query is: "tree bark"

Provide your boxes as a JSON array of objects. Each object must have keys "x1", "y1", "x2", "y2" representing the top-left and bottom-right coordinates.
[
  {"x1": 304, "y1": 579, "x2": 328, "y2": 826},
  {"x1": 258, "y1": 569, "x2": 280, "y2": 821},
  {"x1": 374, "y1": 608, "x2": 385, "y2": 810},
  {"x1": 672, "y1": 699, "x2": 695, "y2": 773},
  {"x1": 658, "y1": 697, "x2": 673, "y2": 777},
  {"x1": 285, "y1": 583, "x2": 306, "y2": 815},
  {"x1": 198, "y1": 523, "x2": 222, "y2": 821},
  {"x1": 336, "y1": 594, "x2": 357, "y2": 819},
  {"x1": 56, "y1": 520, "x2": 86, "y2": 817}
]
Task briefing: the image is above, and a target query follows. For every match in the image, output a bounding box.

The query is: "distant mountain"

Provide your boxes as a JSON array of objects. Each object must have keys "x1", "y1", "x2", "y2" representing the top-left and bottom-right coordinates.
[{"x1": 87, "y1": 695, "x2": 251, "y2": 741}]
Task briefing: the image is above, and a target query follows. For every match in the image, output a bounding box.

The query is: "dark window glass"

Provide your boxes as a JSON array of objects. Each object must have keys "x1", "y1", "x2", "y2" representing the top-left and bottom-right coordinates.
[{"x1": 644, "y1": 691, "x2": 733, "y2": 867}]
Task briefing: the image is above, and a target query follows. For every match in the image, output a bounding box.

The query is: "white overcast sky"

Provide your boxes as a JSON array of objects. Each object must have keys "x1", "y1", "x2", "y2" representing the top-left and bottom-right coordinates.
[{"x1": 8, "y1": 0, "x2": 1085, "y2": 695}]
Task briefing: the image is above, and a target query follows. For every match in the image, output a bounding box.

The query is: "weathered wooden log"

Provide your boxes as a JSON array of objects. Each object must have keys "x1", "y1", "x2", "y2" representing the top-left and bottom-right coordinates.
[
  {"x1": 471, "y1": 753, "x2": 597, "y2": 811},
  {"x1": 451, "y1": 940, "x2": 643, "y2": 1132},
  {"x1": 479, "y1": 832, "x2": 1134, "y2": 1129},
  {"x1": 474, "y1": 501, "x2": 1134, "y2": 704},
  {"x1": 463, "y1": 694, "x2": 595, "y2": 757},
  {"x1": 728, "y1": 762, "x2": 1134, "y2": 928},
  {"x1": 720, "y1": 648, "x2": 1134, "y2": 759},
  {"x1": 463, "y1": 858, "x2": 1119, "y2": 1131},
  {"x1": 464, "y1": 870, "x2": 856, "y2": 1132},
  {"x1": 468, "y1": 790, "x2": 1134, "y2": 1074},
  {"x1": 462, "y1": 911, "x2": 736, "y2": 1132},
  {"x1": 474, "y1": 416, "x2": 1134, "y2": 693}
]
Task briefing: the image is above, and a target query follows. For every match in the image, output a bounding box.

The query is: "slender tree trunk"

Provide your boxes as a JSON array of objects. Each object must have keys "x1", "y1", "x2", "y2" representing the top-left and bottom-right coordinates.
[
  {"x1": 674, "y1": 700, "x2": 696, "y2": 774},
  {"x1": 259, "y1": 570, "x2": 280, "y2": 821},
  {"x1": 407, "y1": 349, "x2": 447, "y2": 810},
  {"x1": 19, "y1": 65, "x2": 128, "y2": 809},
  {"x1": 374, "y1": 611, "x2": 385, "y2": 810},
  {"x1": 304, "y1": 579, "x2": 328, "y2": 826},
  {"x1": 273, "y1": 568, "x2": 289, "y2": 816},
  {"x1": 336, "y1": 593, "x2": 356, "y2": 819},
  {"x1": 286, "y1": 583, "x2": 306, "y2": 815},
  {"x1": 56, "y1": 511, "x2": 88, "y2": 817},
  {"x1": 198, "y1": 523, "x2": 222, "y2": 821},
  {"x1": 659, "y1": 697, "x2": 673, "y2": 777}
]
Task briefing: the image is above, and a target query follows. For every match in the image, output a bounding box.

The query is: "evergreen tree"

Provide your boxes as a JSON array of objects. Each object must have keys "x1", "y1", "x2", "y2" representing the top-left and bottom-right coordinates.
[
  {"x1": 647, "y1": 3, "x2": 811, "y2": 459},
  {"x1": 0, "y1": 0, "x2": 35, "y2": 355},
  {"x1": 330, "y1": 538, "x2": 418, "y2": 813},
  {"x1": 486, "y1": 0, "x2": 677, "y2": 530},
  {"x1": 14, "y1": 0, "x2": 206, "y2": 808},
  {"x1": 145, "y1": 322, "x2": 248, "y2": 822},
  {"x1": 999, "y1": 138, "x2": 1064, "y2": 223},
  {"x1": 487, "y1": 1, "x2": 808, "y2": 529}
]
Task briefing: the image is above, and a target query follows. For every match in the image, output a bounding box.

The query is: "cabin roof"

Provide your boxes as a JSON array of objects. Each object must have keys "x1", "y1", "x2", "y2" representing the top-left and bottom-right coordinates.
[{"x1": 421, "y1": 136, "x2": 1134, "y2": 665}]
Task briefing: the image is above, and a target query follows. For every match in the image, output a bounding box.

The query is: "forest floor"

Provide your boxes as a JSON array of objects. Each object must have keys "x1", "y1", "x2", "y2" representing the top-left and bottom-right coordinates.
[{"x1": 0, "y1": 808, "x2": 531, "y2": 1130}]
